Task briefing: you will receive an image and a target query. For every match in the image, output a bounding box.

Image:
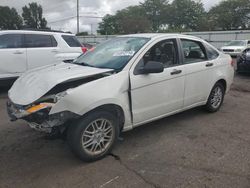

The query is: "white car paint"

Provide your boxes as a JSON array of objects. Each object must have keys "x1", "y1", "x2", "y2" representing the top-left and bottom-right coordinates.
[
  {"x1": 8, "y1": 34, "x2": 234, "y2": 132},
  {"x1": 0, "y1": 30, "x2": 83, "y2": 80},
  {"x1": 9, "y1": 62, "x2": 113, "y2": 105}
]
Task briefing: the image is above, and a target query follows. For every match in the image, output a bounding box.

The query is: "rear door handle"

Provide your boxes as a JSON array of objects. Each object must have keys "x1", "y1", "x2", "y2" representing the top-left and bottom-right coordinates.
[
  {"x1": 13, "y1": 51, "x2": 24, "y2": 55},
  {"x1": 206, "y1": 62, "x2": 214, "y2": 67},
  {"x1": 51, "y1": 49, "x2": 58, "y2": 53},
  {"x1": 171, "y1": 69, "x2": 182, "y2": 75}
]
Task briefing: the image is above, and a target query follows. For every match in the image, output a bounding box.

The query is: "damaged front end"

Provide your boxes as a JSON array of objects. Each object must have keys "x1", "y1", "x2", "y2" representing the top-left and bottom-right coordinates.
[
  {"x1": 7, "y1": 94, "x2": 79, "y2": 133},
  {"x1": 7, "y1": 63, "x2": 115, "y2": 133}
]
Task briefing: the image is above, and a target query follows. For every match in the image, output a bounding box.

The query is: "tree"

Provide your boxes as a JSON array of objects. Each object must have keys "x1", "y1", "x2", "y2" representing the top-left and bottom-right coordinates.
[
  {"x1": 140, "y1": 0, "x2": 170, "y2": 32},
  {"x1": 22, "y1": 2, "x2": 48, "y2": 29},
  {"x1": 168, "y1": 0, "x2": 207, "y2": 31},
  {"x1": 208, "y1": 0, "x2": 250, "y2": 30},
  {"x1": 98, "y1": 14, "x2": 120, "y2": 35},
  {"x1": 0, "y1": 6, "x2": 22, "y2": 30},
  {"x1": 116, "y1": 6, "x2": 151, "y2": 34},
  {"x1": 98, "y1": 6, "x2": 151, "y2": 35}
]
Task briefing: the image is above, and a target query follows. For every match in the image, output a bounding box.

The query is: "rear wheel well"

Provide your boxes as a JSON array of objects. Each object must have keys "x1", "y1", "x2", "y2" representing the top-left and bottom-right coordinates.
[{"x1": 216, "y1": 79, "x2": 227, "y2": 91}]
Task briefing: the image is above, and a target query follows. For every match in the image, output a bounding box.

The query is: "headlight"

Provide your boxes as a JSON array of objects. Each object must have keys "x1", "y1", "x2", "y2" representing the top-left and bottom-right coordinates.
[
  {"x1": 236, "y1": 49, "x2": 242, "y2": 52},
  {"x1": 54, "y1": 91, "x2": 67, "y2": 102},
  {"x1": 26, "y1": 103, "x2": 54, "y2": 113}
]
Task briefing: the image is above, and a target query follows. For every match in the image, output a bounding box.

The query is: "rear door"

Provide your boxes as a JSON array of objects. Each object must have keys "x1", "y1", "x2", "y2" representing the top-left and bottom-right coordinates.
[
  {"x1": 130, "y1": 38, "x2": 186, "y2": 125},
  {"x1": 0, "y1": 33, "x2": 27, "y2": 78},
  {"x1": 25, "y1": 34, "x2": 59, "y2": 69},
  {"x1": 180, "y1": 38, "x2": 219, "y2": 108}
]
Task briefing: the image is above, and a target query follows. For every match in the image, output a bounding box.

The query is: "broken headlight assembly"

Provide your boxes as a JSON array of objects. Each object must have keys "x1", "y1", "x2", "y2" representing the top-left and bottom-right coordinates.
[
  {"x1": 54, "y1": 91, "x2": 68, "y2": 103},
  {"x1": 24, "y1": 91, "x2": 68, "y2": 115}
]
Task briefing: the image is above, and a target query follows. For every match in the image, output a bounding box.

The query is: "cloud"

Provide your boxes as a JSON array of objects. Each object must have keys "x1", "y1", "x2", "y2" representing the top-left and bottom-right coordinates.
[{"x1": 0, "y1": 0, "x2": 222, "y2": 33}]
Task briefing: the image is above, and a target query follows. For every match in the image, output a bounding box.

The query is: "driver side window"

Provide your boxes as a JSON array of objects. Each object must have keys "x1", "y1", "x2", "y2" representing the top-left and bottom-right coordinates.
[{"x1": 142, "y1": 39, "x2": 178, "y2": 68}]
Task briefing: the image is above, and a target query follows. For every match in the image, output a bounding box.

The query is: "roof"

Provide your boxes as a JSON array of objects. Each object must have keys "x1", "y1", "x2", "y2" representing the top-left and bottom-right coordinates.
[
  {"x1": 0, "y1": 30, "x2": 74, "y2": 36},
  {"x1": 119, "y1": 33, "x2": 202, "y2": 40}
]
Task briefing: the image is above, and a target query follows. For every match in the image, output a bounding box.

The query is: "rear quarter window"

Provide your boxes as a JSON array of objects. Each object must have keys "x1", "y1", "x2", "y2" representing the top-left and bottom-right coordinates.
[
  {"x1": 62, "y1": 35, "x2": 82, "y2": 47},
  {"x1": 204, "y1": 43, "x2": 219, "y2": 60}
]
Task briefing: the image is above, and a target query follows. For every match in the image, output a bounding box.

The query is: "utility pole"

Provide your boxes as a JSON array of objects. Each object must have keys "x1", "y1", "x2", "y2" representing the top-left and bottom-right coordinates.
[{"x1": 77, "y1": 0, "x2": 79, "y2": 34}]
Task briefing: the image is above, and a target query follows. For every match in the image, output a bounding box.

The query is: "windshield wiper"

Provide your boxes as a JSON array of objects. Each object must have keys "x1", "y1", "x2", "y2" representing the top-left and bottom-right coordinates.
[{"x1": 78, "y1": 62, "x2": 96, "y2": 68}]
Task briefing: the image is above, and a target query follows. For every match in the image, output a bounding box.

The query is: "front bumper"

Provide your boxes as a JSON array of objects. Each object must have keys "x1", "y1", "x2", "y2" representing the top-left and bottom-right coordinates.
[
  {"x1": 223, "y1": 51, "x2": 242, "y2": 57},
  {"x1": 7, "y1": 101, "x2": 79, "y2": 133},
  {"x1": 7, "y1": 101, "x2": 28, "y2": 121}
]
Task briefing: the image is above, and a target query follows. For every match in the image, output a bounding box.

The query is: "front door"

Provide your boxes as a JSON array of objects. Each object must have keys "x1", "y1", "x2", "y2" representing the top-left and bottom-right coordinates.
[{"x1": 130, "y1": 39, "x2": 185, "y2": 125}]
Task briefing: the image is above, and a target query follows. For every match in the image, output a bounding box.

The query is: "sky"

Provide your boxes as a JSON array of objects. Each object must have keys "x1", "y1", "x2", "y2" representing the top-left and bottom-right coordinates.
[{"x1": 0, "y1": 0, "x2": 223, "y2": 34}]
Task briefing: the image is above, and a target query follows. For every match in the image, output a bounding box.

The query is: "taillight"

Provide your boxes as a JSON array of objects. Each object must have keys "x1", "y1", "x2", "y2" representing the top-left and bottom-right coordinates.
[
  {"x1": 230, "y1": 59, "x2": 235, "y2": 67},
  {"x1": 81, "y1": 47, "x2": 88, "y2": 53}
]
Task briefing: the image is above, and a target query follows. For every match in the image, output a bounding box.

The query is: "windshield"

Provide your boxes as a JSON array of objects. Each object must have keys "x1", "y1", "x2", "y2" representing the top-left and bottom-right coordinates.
[
  {"x1": 73, "y1": 37, "x2": 150, "y2": 71},
  {"x1": 226, "y1": 40, "x2": 247, "y2": 47}
]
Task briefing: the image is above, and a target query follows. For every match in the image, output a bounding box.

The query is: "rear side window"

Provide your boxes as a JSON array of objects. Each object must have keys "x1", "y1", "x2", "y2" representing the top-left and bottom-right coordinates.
[
  {"x1": 0, "y1": 34, "x2": 24, "y2": 49},
  {"x1": 62, "y1": 35, "x2": 82, "y2": 47},
  {"x1": 181, "y1": 39, "x2": 207, "y2": 64},
  {"x1": 25, "y1": 34, "x2": 57, "y2": 48},
  {"x1": 204, "y1": 43, "x2": 219, "y2": 60}
]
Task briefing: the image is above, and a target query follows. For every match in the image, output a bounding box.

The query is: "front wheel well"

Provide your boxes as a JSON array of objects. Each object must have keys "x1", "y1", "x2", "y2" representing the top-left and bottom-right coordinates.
[{"x1": 83, "y1": 104, "x2": 125, "y2": 131}]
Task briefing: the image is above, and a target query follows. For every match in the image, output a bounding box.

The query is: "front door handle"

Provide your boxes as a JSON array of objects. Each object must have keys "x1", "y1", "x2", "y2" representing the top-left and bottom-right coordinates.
[
  {"x1": 13, "y1": 51, "x2": 24, "y2": 55},
  {"x1": 206, "y1": 62, "x2": 214, "y2": 67},
  {"x1": 171, "y1": 69, "x2": 182, "y2": 75}
]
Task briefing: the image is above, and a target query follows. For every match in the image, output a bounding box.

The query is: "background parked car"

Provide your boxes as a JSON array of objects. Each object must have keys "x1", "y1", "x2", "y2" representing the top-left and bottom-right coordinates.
[
  {"x1": 237, "y1": 47, "x2": 250, "y2": 73},
  {"x1": 220, "y1": 40, "x2": 250, "y2": 57},
  {"x1": 0, "y1": 30, "x2": 85, "y2": 85}
]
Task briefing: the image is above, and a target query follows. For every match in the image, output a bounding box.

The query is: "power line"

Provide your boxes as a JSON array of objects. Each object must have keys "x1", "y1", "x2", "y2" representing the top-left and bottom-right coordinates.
[
  {"x1": 48, "y1": 15, "x2": 104, "y2": 24},
  {"x1": 80, "y1": 15, "x2": 103, "y2": 19},
  {"x1": 48, "y1": 16, "x2": 76, "y2": 24}
]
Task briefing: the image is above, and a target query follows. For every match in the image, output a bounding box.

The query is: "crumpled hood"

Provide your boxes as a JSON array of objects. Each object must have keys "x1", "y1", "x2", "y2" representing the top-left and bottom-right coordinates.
[{"x1": 9, "y1": 63, "x2": 113, "y2": 105}]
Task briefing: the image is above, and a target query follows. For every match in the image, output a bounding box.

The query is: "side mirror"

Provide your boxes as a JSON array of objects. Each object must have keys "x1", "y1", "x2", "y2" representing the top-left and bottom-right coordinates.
[{"x1": 139, "y1": 61, "x2": 164, "y2": 74}]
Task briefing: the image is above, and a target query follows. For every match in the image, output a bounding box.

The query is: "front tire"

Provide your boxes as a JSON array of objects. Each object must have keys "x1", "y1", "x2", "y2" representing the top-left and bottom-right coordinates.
[
  {"x1": 67, "y1": 111, "x2": 119, "y2": 162},
  {"x1": 205, "y1": 82, "x2": 225, "y2": 113}
]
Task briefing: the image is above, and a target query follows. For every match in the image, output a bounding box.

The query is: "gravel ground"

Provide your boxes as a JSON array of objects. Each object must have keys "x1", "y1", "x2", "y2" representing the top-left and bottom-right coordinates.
[{"x1": 0, "y1": 74, "x2": 250, "y2": 188}]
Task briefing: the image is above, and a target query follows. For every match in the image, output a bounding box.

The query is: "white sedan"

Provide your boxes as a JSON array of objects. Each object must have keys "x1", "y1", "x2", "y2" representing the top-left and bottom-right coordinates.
[
  {"x1": 7, "y1": 34, "x2": 234, "y2": 162},
  {"x1": 220, "y1": 40, "x2": 250, "y2": 56}
]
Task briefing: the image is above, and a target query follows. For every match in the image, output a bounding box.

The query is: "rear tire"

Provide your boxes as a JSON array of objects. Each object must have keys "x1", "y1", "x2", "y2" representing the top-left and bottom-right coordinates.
[
  {"x1": 205, "y1": 82, "x2": 225, "y2": 113},
  {"x1": 67, "y1": 111, "x2": 119, "y2": 162}
]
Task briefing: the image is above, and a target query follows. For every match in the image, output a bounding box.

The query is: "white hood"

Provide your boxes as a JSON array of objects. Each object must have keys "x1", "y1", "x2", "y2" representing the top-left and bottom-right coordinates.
[{"x1": 9, "y1": 63, "x2": 113, "y2": 105}]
